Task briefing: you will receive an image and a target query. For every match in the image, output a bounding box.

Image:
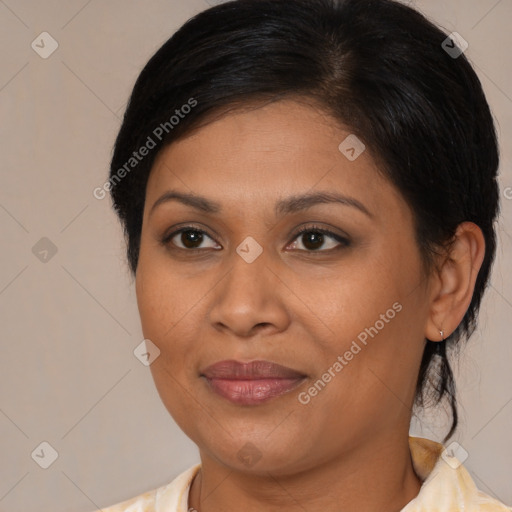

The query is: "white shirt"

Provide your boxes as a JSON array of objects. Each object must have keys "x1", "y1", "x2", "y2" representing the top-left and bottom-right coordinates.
[{"x1": 98, "y1": 436, "x2": 511, "y2": 511}]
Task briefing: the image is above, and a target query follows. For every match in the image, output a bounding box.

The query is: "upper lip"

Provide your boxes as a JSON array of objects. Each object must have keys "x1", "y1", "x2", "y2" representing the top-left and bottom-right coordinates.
[{"x1": 201, "y1": 360, "x2": 306, "y2": 380}]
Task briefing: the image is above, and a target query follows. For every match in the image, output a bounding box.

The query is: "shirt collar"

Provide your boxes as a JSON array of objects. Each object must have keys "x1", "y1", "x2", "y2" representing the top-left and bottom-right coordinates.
[
  {"x1": 403, "y1": 435, "x2": 506, "y2": 511},
  {"x1": 163, "y1": 436, "x2": 509, "y2": 512}
]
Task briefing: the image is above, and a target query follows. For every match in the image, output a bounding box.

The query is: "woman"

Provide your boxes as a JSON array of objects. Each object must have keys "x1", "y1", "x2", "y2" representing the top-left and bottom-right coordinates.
[{"x1": 100, "y1": 0, "x2": 511, "y2": 510}]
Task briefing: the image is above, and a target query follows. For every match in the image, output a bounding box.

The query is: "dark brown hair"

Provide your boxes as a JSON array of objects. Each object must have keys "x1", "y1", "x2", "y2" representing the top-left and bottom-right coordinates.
[{"x1": 108, "y1": 0, "x2": 500, "y2": 442}]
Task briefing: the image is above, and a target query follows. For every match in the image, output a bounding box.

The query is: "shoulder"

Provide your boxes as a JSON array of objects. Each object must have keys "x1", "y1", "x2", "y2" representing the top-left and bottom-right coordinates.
[
  {"x1": 94, "y1": 464, "x2": 201, "y2": 512},
  {"x1": 99, "y1": 488, "x2": 157, "y2": 512},
  {"x1": 473, "y1": 489, "x2": 512, "y2": 512}
]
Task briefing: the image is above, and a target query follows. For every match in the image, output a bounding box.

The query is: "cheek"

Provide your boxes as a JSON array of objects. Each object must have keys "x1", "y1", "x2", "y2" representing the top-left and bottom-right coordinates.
[
  {"x1": 313, "y1": 263, "x2": 402, "y2": 342},
  {"x1": 136, "y1": 264, "x2": 195, "y2": 416},
  {"x1": 135, "y1": 251, "x2": 209, "y2": 375},
  {"x1": 316, "y1": 246, "x2": 425, "y2": 386},
  {"x1": 135, "y1": 249, "x2": 180, "y2": 341}
]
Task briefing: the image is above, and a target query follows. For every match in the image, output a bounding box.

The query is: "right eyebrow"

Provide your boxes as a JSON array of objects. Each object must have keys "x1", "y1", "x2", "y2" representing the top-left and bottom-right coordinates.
[{"x1": 149, "y1": 190, "x2": 221, "y2": 218}]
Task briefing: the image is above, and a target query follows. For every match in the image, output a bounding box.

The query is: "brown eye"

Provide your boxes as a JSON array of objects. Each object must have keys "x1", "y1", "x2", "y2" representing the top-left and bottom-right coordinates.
[
  {"x1": 288, "y1": 227, "x2": 350, "y2": 252},
  {"x1": 300, "y1": 231, "x2": 325, "y2": 250},
  {"x1": 179, "y1": 229, "x2": 204, "y2": 249},
  {"x1": 161, "y1": 225, "x2": 349, "y2": 253},
  {"x1": 163, "y1": 227, "x2": 220, "y2": 251}
]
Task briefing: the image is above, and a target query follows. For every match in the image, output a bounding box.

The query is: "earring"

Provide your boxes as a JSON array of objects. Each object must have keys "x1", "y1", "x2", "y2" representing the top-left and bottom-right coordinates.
[{"x1": 440, "y1": 330, "x2": 444, "y2": 341}]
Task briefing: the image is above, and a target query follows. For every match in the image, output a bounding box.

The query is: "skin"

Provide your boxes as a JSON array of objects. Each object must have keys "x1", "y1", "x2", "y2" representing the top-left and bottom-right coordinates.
[{"x1": 135, "y1": 98, "x2": 485, "y2": 512}]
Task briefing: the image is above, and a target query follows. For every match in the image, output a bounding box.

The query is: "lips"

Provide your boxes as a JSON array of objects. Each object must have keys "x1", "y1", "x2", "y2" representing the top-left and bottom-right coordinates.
[{"x1": 201, "y1": 360, "x2": 306, "y2": 405}]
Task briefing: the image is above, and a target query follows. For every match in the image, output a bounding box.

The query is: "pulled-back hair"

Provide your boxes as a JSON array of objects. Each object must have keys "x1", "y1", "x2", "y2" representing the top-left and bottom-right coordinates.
[{"x1": 108, "y1": 0, "x2": 500, "y2": 442}]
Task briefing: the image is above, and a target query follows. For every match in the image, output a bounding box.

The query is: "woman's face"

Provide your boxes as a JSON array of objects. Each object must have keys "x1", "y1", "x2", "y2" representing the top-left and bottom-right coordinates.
[{"x1": 136, "y1": 98, "x2": 432, "y2": 475}]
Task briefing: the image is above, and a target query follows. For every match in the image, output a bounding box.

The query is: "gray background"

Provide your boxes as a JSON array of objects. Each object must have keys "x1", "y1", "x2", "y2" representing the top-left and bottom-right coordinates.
[{"x1": 0, "y1": 1, "x2": 510, "y2": 511}]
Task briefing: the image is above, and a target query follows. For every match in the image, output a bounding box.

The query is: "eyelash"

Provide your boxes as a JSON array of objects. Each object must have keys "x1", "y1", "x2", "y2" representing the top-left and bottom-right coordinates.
[{"x1": 160, "y1": 224, "x2": 351, "y2": 254}]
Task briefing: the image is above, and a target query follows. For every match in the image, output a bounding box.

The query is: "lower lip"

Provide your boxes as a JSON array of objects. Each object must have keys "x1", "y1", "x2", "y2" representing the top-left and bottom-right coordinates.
[{"x1": 204, "y1": 377, "x2": 305, "y2": 405}]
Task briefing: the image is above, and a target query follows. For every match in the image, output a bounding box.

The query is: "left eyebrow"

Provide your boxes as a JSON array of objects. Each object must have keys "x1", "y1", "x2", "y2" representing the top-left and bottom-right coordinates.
[{"x1": 274, "y1": 191, "x2": 374, "y2": 219}]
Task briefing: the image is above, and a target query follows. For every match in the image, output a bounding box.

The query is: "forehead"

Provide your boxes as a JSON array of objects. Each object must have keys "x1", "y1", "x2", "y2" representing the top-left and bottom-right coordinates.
[{"x1": 145, "y1": 99, "x2": 404, "y2": 219}]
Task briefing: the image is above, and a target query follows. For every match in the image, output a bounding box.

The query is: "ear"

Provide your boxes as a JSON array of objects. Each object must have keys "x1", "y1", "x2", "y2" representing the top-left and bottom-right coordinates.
[{"x1": 424, "y1": 222, "x2": 486, "y2": 342}]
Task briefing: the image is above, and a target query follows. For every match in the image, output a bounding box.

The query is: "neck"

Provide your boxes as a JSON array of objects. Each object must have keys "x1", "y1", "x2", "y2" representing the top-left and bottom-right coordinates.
[{"x1": 188, "y1": 433, "x2": 423, "y2": 512}]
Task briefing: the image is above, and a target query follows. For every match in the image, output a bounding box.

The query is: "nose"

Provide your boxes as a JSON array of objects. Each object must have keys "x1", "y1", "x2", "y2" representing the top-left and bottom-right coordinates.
[{"x1": 207, "y1": 249, "x2": 290, "y2": 338}]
